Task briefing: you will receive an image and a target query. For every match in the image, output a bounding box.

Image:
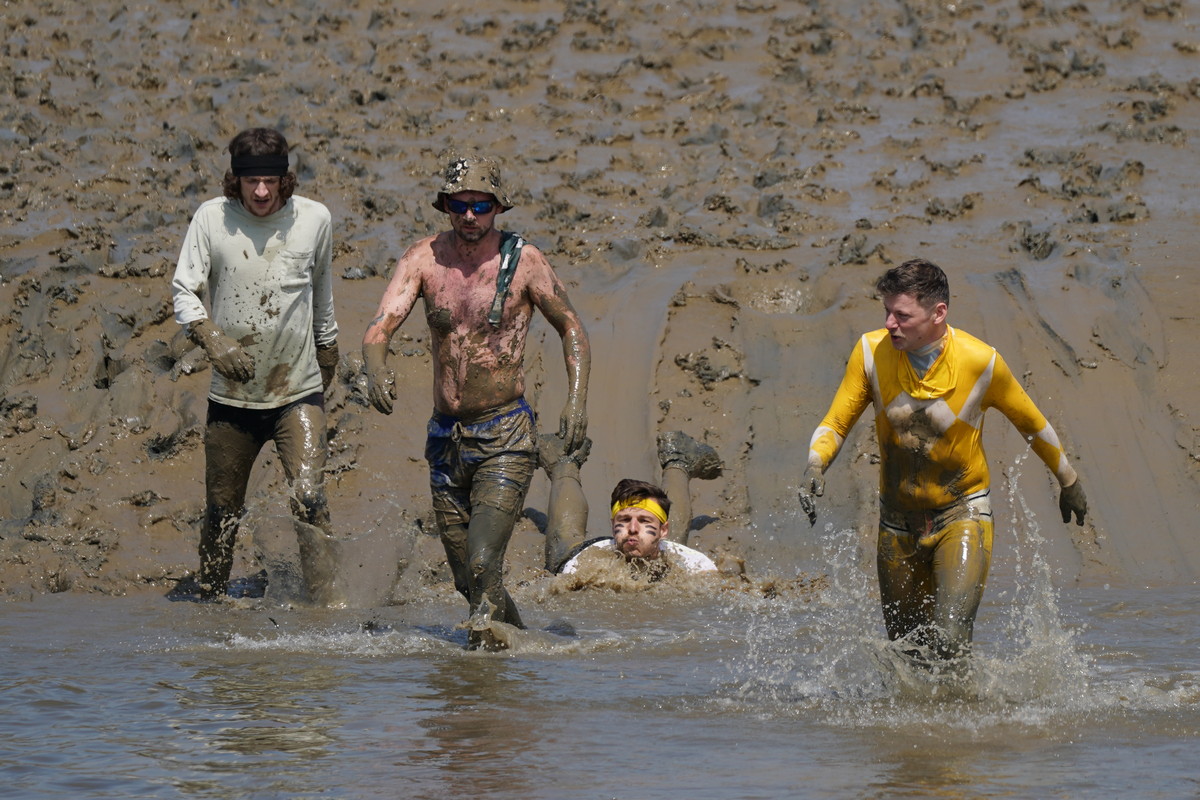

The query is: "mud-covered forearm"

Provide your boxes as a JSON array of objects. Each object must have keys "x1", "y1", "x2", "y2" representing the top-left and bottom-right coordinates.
[
  {"x1": 558, "y1": 324, "x2": 590, "y2": 450},
  {"x1": 562, "y1": 325, "x2": 590, "y2": 408}
]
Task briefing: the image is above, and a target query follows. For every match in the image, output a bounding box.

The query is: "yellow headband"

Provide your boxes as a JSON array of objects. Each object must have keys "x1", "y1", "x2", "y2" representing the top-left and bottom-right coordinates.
[{"x1": 610, "y1": 498, "x2": 668, "y2": 525}]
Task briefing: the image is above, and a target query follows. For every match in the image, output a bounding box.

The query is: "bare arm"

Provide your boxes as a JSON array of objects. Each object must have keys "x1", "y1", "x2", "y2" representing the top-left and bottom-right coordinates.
[
  {"x1": 361, "y1": 246, "x2": 425, "y2": 414},
  {"x1": 526, "y1": 246, "x2": 590, "y2": 451}
]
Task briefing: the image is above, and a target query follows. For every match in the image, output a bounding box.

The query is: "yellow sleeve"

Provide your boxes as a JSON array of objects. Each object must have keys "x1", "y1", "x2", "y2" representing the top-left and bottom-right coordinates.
[
  {"x1": 985, "y1": 353, "x2": 1079, "y2": 487},
  {"x1": 808, "y1": 337, "x2": 873, "y2": 470}
]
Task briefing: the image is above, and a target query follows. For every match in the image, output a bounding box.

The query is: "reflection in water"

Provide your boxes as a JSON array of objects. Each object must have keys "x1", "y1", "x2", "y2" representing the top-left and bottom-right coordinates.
[
  {"x1": 413, "y1": 656, "x2": 545, "y2": 798},
  {"x1": 183, "y1": 660, "x2": 341, "y2": 756},
  {"x1": 148, "y1": 651, "x2": 345, "y2": 797}
]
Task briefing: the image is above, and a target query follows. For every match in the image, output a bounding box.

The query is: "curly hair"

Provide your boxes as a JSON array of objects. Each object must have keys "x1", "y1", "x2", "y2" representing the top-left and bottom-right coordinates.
[
  {"x1": 221, "y1": 127, "x2": 297, "y2": 200},
  {"x1": 875, "y1": 258, "x2": 950, "y2": 309}
]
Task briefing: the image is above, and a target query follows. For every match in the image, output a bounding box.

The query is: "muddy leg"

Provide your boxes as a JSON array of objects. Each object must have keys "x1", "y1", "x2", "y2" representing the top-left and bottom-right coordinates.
[
  {"x1": 275, "y1": 399, "x2": 337, "y2": 602},
  {"x1": 467, "y1": 504, "x2": 524, "y2": 629},
  {"x1": 538, "y1": 433, "x2": 592, "y2": 571},
  {"x1": 929, "y1": 519, "x2": 992, "y2": 660},
  {"x1": 199, "y1": 418, "x2": 263, "y2": 596},
  {"x1": 275, "y1": 399, "x2": 332, "y2": 534},
  {"x1": 438, "y1": 519, "x2": 473, "y2": 604},
  {"x1": 657, "y1": 431, "x2": 721, "y2": 544},
  {"x1": 661, "y1": 465, "x2": 692, "y2": 546}
]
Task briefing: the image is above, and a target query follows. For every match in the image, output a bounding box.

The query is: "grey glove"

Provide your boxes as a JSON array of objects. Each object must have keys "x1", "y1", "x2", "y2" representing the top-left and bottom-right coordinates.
[
  {"x1": 362, "y1": 341, "x2": 395, "y2": 415},
  {"x1": 187, "y1": 319, "x2": 254, "y2": 382},
  {"x1": 1059, "y1": 478, "x2": 1087, "y2": 526},
  {"x1": 558, "y1": 397, "x2": 588, "y2": 456},
  {"x1": 798, "y1": 464, "x2": 825, "y2": 526},
  {"x1": 316, "y1": 341, "x2": 340, "y2": 393}
]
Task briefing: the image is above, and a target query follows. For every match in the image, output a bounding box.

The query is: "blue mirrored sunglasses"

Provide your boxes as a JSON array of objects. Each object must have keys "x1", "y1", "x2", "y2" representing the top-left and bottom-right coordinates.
[{"x1": 445, "y1": 198, "x2": 496, "y2": 215}]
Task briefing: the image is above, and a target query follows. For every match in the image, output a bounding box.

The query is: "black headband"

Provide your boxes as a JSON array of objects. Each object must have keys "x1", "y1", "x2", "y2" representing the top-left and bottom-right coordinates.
[{"x1": 231, "y1": 153, "x2": 289, "y2": 177}]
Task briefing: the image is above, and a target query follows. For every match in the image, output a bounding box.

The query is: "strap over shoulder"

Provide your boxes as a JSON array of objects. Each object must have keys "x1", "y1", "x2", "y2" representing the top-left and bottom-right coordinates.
[{"x1": 488, "y1": 231, "x2": 525, "y2": 327}]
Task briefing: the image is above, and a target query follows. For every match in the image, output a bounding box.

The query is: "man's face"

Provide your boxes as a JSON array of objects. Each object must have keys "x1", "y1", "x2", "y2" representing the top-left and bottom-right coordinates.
[
  {"x1": 239, "y1": 176, "x2": 284, "y2": 217},
  {"x1": 446, "y1": 191, "x2": 499, "y2": 244},
  {"x1": 612, "y1": 506, "x2": 668, "y2": 560},
  {"x1": 883, "y1": 292, "x2": 947, "y2": 352}
]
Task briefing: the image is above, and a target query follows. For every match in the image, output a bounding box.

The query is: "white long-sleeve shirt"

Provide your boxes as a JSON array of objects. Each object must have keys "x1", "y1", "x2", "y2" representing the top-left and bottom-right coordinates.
[{"x1": 172, "y1": 195, "x2": 338, "y2": 409}]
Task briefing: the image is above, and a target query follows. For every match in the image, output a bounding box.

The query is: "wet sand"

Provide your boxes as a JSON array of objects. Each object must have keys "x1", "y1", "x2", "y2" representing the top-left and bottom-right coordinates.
[{"x1": 2, "y1": 0, "x2": 1199, "y2": 598}]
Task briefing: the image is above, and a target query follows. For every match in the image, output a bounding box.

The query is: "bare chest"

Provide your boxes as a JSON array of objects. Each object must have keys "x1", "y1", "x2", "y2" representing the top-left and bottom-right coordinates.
[{"x1": 421, "y1": 261, "x2": 525, "y2": 334}]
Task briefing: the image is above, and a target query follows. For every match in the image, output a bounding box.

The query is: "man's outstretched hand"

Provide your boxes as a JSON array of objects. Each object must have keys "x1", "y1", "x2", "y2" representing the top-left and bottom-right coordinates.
[
  {"x1": 798, "y1": 464, "x2": 825, "y2": 526},
  {"x1": 1059, "y1": 478, "x2": 1088, "y2": 526},
  {"x1": 362, "y1": 341, "x2": 396, "y2": 415},
  {"x1": 559, "y1": 398, "x2": 587, "y2": 455}
]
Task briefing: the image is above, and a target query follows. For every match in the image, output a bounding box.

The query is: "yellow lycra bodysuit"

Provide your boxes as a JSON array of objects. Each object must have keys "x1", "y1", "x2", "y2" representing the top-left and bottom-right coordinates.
[{"x1": 808, "y1": 326, "x2": 1077, "y2": 511}]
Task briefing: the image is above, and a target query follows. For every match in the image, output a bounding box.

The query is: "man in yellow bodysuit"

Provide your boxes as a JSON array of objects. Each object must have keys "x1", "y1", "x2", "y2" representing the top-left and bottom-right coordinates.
[{"x1": 799, "y1": 259, "x2": 1088, "y2": 663}]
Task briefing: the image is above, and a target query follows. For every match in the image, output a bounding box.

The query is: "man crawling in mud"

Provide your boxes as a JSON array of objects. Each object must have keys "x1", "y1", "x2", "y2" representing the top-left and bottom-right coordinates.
[
  {"x1": 798, "y1": 259, "x2": 1088, "y2": 665},
  {"x1": 170, "y1": 127, "x2": 340, "y2": 601},
  {"x1": 544, "y1": 430, "x2": 723, "y2": 578},
  {"x1": 362, "y1": 152, "x2": 590, "y2": 648}
]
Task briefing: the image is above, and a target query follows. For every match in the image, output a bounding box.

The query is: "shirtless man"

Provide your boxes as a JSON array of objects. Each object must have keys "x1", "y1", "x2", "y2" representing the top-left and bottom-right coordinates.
[
  {"x1": 362, "y1": 153, "x2": 590, "y2": 644},
  {"x1": 798, "y1": 258, "x2": 1087, "y2": 663}
]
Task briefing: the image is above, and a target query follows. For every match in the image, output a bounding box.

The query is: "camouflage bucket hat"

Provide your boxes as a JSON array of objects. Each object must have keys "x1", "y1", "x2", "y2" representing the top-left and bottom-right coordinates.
[{"x1": 432, "y1": 153, "x2": 515, "y2": 213}]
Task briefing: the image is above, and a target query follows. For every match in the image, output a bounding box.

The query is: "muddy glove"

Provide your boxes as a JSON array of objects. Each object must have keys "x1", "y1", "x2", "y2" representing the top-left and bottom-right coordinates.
[
  {"x1": 362, "y1": 341, "x2": 396, "y2": 415},
  {"x1": 558, "y1": 397, "x2": 587, "y2": 455},
  {"x1": 187, "y1": 319, "x2": 254, "y2": 382},
  {"x1": 1059, "y1": 478, "x2": 1087, "y2": 526},
  {"x1": 798, "y1": 464, "x2": 825, "y2": 526},
  {"x1": 316, "y1": 341, "x2": 340, "y2": 393}
]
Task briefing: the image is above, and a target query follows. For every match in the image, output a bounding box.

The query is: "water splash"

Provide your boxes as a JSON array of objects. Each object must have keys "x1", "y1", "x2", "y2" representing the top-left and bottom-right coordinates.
[{"x1": 721, "y1": 457, "x2": 1111, "y2": 729}]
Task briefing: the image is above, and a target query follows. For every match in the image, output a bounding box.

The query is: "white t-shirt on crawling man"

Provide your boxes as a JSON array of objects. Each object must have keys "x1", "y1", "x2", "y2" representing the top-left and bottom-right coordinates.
[{"x1": 559, "y1": 538, "x2": 717, "y2": 575}]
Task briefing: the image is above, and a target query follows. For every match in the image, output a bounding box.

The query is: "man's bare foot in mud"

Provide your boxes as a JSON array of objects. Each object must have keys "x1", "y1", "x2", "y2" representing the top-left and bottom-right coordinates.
[{"x1": 657, "y1": 431, "x2": 723, "y2": 480}]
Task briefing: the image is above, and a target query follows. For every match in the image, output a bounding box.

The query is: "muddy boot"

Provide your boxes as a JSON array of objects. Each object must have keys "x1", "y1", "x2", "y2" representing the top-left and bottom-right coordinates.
[
  {"x1": 165, "y1": 573, "x2": 219, "y2": 602},
  {"x1": 537, "y1": 432, "x2": 592, "y2": 474},
  {"x1": 657, "y1": 431, "x2": 723, "y2": 480},
  {"x1": 465, "y1": 597, "x2": 507, "y2": 652}
]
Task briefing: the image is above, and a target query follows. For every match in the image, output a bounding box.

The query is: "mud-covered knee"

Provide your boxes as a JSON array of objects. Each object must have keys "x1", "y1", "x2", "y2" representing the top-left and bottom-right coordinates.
[{"x1": 469, "y1": 548, "x2": 502, "y2": 581}]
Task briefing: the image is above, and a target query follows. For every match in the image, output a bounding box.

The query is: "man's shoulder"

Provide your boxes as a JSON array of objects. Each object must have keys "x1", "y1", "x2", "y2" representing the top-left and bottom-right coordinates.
[
  {"x1": 193, "y1": 196, "x2": 233, "y2": 219},
  {"x1": 661, "y1": 541, "x2": 718, "y2": 572},
  {"x1": 862, "y1": 328, "x2": 890, "y2": 346},
  {"x1": 948, "y1": 326, "x2": 999, "y2": 363},
  {"x1": 288, "y1": 195, "x2": 332, "y2": 221},
  {"x1": 858, "y1": 328, "x2": 893, "y2": 363},
  {"x1": 558, "y1": 538, "x2": 615, "y2": 574},
  {"x1": 504, "y1": 233, "x2": 550, "y2": 267}
]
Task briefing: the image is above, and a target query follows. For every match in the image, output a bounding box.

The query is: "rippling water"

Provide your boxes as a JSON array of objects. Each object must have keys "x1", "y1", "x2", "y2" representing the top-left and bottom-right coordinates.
[{"x1": 3, "y1": 509, "x2": 1198, "y2": 799}]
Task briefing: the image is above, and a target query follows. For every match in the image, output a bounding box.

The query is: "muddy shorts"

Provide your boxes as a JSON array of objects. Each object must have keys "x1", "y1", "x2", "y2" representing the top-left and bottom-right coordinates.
[
  {"x1": 425, "y1": 397, "x2": 537, "y2": 529},
  {"x1": 206, "y1": 392, "x2": 324, "y2": 439}
]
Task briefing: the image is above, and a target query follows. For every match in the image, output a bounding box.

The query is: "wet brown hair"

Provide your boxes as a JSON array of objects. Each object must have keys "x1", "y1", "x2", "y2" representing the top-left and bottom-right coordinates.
[
  {"x1": 222, "y1": 127, "x2": 297, "y2": 201},
  {"x1": 610, "y1": 478, "x2": 671, "y2": 517},
  {"x1": 875, "y1": 258, "x2": 950, "y2": 310}
]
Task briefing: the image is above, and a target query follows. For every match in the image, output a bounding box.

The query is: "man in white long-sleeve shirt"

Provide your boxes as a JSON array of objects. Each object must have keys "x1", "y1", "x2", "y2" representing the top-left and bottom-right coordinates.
[{"x1": 170, "y1": 127, "x2": 340, "y2": 600}]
